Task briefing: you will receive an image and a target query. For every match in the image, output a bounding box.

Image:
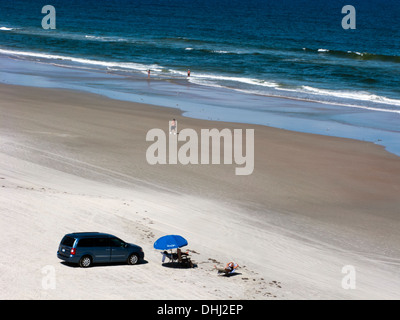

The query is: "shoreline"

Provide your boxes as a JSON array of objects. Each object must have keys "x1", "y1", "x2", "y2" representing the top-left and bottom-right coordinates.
[
  {"x1": 1, "y1": 54, "x2": 400, "y2": 158},
  {"x1": 1, "y1": 83, "x2": 400, "y2": 299}
]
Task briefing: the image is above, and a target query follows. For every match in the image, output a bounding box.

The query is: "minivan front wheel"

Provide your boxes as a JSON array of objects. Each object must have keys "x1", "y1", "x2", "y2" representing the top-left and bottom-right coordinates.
[
  {"x1": 128, "y1": 253, "x2": 139, "y2": 265},
  {"x1": 79, "y1": 255, "x2": 92, "y2": 268}
]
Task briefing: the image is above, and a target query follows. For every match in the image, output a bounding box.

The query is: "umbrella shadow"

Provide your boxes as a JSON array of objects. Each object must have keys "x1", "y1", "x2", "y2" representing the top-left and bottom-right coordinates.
[
  {"x1": 218, "y1": 272, "x2": 242, "y2": 277},
  {"x1": 161, "y1": 261, "x2": 197, "y2": 269}
]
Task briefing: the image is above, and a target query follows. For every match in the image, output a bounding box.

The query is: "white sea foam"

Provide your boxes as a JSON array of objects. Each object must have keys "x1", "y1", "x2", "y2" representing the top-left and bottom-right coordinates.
[
  {"x1": 317, "y1": 48, "x2": 330, "y2": 53},
  {"x1": 183, "y1": 67, "x2": 400, "y2": 113},
  {"x1": 167, "y1": 67, "x2": 279, "y2": 88},
  {"x1": 347, "y1": 51, "x2": 364, "y2": 56},
  {"x1": 85, "y1": 34, "x2": 129, "y2": 42},
  {"x1": 0, "y1": 48, "x2": 161, "y2": 73},
  {"x1": 300, "y1": 86, "x2": 400, "y2": 107},
  {"x1": 227, "y1": 86, "x2": 400, "y2": 114},
  {"x1": 188, "y1": 75, "x2": 400, "y2": 114},
  {"x1": 190, "y1": 73, "x2": 279, "y2": 88},
  {"x1": 0, "y1": 27, "x2": 14, "y2": 31}
]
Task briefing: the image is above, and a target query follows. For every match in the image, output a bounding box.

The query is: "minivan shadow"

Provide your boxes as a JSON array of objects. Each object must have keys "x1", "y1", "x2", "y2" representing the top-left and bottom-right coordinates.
[{"x1": 61, "y1": 260, "x2": 149, "y2": 268}]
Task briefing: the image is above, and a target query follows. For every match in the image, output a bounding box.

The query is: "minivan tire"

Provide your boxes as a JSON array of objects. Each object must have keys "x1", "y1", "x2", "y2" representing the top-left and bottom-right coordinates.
[
  {"x1": 79, "y1": 255, "x2": 92, "y2": 268},
  {"x1": 128, "y1": 253, "x2": 139, "y2": 265}
]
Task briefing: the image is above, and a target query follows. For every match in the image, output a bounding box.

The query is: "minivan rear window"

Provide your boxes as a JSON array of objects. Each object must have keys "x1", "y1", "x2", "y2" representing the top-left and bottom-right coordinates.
[{"x1": 61, "y1": 236, "x2": 76, "y2": 247}]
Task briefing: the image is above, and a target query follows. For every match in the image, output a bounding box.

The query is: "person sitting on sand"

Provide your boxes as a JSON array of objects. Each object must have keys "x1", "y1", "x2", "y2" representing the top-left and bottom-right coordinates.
[
  {"x1": 214, "y1": 262, "x2": 239, "y2": 275},
  {"x1": 177, "y1": 248, "x2": 189, "y2": 257},
  {"x1": 162, "y1": 250, "x2": 177, "y2": 262}
]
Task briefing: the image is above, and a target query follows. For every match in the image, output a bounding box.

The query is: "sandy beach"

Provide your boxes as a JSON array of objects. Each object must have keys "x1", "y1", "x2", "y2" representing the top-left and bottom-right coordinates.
[{"x1": 1, "y1": 83, "x2": 400, "y2": 300}]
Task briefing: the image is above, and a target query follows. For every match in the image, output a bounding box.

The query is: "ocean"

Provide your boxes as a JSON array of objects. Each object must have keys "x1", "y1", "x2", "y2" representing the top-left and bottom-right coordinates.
[{"x1": 1, "y1": 0, "x2": 399, "y2": 154}]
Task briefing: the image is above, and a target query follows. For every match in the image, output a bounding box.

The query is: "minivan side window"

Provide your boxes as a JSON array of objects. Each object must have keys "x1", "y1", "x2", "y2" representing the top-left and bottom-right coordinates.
[
  {"x1": 77, "y1": 238, "x2": 94, "y2": 247},
  {"x1": 94, "y1": 238, "x2": 109, "y2": 247},
  {"x1": 110, "y1": 237, "x2": 125, "y2": 247}
]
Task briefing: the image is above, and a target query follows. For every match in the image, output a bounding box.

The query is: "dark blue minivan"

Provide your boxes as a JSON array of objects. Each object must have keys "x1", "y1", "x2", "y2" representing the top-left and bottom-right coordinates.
[{"x1": 57, "y1": 232, "x2": 144, "y2": 267}]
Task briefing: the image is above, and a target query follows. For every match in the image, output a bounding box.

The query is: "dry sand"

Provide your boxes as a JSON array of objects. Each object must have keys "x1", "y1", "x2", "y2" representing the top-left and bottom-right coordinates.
[{"x1": 0, "y1": 83, "x2": 400, "y2": 299}]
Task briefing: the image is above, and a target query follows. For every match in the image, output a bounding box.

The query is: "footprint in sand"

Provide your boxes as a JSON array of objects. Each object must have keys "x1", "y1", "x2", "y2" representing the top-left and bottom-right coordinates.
[
  {"x1": 269, "y1": 280, "x2": 282, "y2": 289},
  {"x1": 263, "y1": 292, "x2": 277, "y2": 298}
]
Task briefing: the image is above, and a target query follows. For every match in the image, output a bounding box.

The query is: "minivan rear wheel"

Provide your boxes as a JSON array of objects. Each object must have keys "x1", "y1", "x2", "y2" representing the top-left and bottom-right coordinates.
[
  {"x1": 79, "y1": 255, "x2": 92, "y2": 268},
  {"x1": 128, "y1": 253, "x2": 139, "y2": 265}
]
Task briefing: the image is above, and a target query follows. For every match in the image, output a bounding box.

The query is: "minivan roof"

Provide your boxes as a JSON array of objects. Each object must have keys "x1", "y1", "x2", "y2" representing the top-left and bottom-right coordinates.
[{"x1": 66, "y1": 232, "x2": 114, "y2": 238}]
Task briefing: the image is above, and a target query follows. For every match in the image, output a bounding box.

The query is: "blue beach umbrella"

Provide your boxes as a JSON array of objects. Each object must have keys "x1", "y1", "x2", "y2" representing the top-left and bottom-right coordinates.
[{"x1": 153, "y1": 235, "x2": 188, "y2": 250}]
